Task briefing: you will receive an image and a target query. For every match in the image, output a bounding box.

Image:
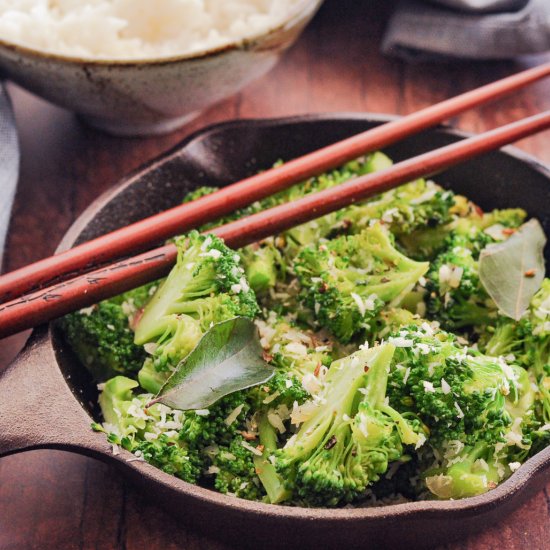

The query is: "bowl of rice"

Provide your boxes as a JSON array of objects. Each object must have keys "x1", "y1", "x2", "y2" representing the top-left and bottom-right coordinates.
[{"x1": 0, "y1": 0, "x2": 322, "y2": 136}]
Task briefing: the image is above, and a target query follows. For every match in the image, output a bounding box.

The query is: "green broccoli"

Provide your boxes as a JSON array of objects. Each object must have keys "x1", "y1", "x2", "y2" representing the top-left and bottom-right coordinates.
[
  {"x1": 252, "y1": 313, "x2": 333, "y2": 406},
  {"x1": 294, "y1": 223, "x2": 429, "y2": 343},
  {"x1": 425, "y1": 231, "x2": 495, "y2": 331},
  {"x1": 96, "y1": 376, "x2": 202, "y2": 484},
  {"x1": 371, "y1": 307, "x2": 421, "y2": 343},
  {"x1": 398, "y1": 199, "x2": 526, "y2": 262},
  {"x1": 387, "y1": 324, "x2": 534, "y2": 446},
  {"x1": 422, "y1": 207, "x2": 527, "y2": 329},
  {"x1": 81, "y1": 152, "x2": 547, "y2": 507},
  {"x1": 240, "y1": 239, "x2": 286, "y2": 295},
  {"x1": 517, "y1": 282, "x2": 550, "y2": 426},
  {"x1": 212, "y1": 435, "x2": 264, "y2": 500},
  {"x1": 253, "y1": 411, "x2": 292, "y2": 504},
  {"x1": 61, "y1": 283, "x2": 156, "y2": 380},
  {"x1": 179, "y1": 391, "x2": 267, "y2": 501},
  {"x1": 385, "y1": 323, "x2": 538, "y2": 498},
  {"x1": 483, "y1": 279, "x2": 550, "y2": 428},
  {"x1": 345, "y1": 179, "x2": 454, "y2": 238},
  {"x1": 423, "y1": 211, "x2": 525, "y2": 331},
  {"x1": 275, "y1": 344, "x2": 424, "y2": 506},
  {"x1": 423, "y1": 441, "x2": 502, "y2": 499},
  {"x1": 134, "y1": 231, "x2": 259, "y2": 393},
  {"x1": 97, "y1": 376, "x2": 267, "y2": 498}
]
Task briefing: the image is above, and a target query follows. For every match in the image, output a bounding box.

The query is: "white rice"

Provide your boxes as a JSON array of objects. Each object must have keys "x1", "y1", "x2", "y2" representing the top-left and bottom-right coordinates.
[{"x1": 0, "y1": 0, "x2": 304, "y2": 60}]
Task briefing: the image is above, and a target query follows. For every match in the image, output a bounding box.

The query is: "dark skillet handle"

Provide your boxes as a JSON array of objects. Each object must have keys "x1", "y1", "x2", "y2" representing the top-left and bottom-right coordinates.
[{"x1": 0, "y1": 327, "x2": 105, "y2": 458}]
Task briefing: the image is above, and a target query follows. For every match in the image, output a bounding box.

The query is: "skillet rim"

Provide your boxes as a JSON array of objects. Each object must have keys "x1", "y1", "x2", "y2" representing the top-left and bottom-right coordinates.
[{"x1": 48, "y1": 113, "x2": 550, "y2": 521}]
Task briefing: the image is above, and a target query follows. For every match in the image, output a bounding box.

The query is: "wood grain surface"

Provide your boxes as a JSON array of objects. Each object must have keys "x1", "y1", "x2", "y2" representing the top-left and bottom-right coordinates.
[{"x1": 1, "y1": 1, "x2": 550, "y2": 548}]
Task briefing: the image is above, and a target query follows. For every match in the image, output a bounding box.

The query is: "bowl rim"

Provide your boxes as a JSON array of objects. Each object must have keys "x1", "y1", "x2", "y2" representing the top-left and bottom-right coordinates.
[
  {"x1": 53, "y1": 112, "x2": 550, "y2": 522},
  {"x1": 0, "y1": 0, "x2": 322, "y2": 67}
]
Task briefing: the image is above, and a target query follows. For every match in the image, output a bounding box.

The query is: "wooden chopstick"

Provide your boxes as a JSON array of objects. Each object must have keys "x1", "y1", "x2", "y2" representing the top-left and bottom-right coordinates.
[
  {"x1": 1, "y1": 63, "x2": 549, "y2": 304},
  {"x1": 0, "y1": 111, "x2": 549, "y2": 339}
]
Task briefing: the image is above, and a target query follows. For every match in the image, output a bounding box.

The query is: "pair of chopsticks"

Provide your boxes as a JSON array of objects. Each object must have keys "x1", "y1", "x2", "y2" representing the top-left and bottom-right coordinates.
[{"x1": 0, "y1": 64, "x2": 549, "y2": 339}]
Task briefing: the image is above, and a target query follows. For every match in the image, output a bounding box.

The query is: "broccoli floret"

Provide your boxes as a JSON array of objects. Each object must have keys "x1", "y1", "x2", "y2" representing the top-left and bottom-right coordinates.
[
  {"x1": 520, "y1": 281, "x2": 550, "y2": 426},
  {"x1": 371, "y1": 308, "x2": 421, "y2": 343},
  {"x1": 295, "y1": 223, "x2": 429, "y2": 343},
  {"x1": 240, "y1": 239, "x2": 286, "y2": 295},
  {"x1": 179, "y1": 390, "x2": 251, "y2": 449},
  {"x1": 96, "y1": 376, "x2": 202, "y2": 484},
  {"x1": 252, "y1": 313, "x2": 333, "y2": 406},
  {"x1": 387, "y1": 324, "x2": 535, "y2": 448},
  {"x1": 184, "y1": 154, "x2": 395, "y2": 263},
  {"x1": 398, "y1": 201, "x2": 526, "y2": 262},
  {"x1": 480, "y1": 318, "x2": 527, "y2": 361},
  {"x1": 386, "y1": 323, "x2": 541, "y2": 498},
  {"x1": 264, "y1": 154, "x2": 393, "y2": 259},
  {"x1": 134, "y1": 231, "x2": 259, "y2": 393},
  {"x1": 61, "y1": 283, "x2": 156, "y2": 380},
  {"x1": 479, "y1": 208, "x2": 527, "y2": 231},
  {"x1": 423, "y1": 209, "x2": 526, "y2": 332},
  {"x1": 237, "y1": 315, "x2": 335, "y2": 502},
  {"x1": 177, "y1": 391, "x2": 265, "y2": 501},
  {"x1": 398, "y1": 226, "x2": 452, "y2": 262},
  {"x1": 275, "y1": 344, "x2": 424, "y2": 506},
  {"x1": 212, "y1": 435, "x2": 265, "y2": 501},
  {"x1": 425, "y1": 232, "x2": 495, "y2": 331},
  {"x1": 423, "y1": 441, "x2": 501, "y2": 499},
  {"x1": 346, "y1": 179, "x2": 455, "y2": 238},
  {"x1": 483, "y1": 279, "x2": 550, "y2": 428},
  {"x1": 97, "y1": 377, "x2": 263, "y2": 490}
]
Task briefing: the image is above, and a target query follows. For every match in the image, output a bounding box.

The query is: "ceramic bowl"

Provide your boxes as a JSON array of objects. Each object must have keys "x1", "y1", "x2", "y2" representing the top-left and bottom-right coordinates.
[
  {"x1": 1, "y1": 115, "x2": 550, "y2": 549},
  {"x1": 0, "y1": 1, "x2": 322, "y2": 136}
]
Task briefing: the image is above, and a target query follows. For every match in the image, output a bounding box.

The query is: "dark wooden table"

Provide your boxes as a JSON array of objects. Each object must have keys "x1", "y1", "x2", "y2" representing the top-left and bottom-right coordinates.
[{"x1": 1, "y1": 1, "x2": 549, "y2": 549}]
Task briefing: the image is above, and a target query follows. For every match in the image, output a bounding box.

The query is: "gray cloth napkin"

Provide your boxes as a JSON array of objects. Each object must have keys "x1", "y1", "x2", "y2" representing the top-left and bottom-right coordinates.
[
  {"x1": 382, "y1": 0, "x2": 550, "y2": 61},
  {"x1": 0, "y1": 83, "x2": 19, "y2": 272}
]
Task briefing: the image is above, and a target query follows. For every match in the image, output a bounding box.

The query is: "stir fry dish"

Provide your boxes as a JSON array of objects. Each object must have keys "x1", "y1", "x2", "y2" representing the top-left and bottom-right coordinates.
[{"x1": 61, "y1": 152, "x2": 550, "y2": 507}]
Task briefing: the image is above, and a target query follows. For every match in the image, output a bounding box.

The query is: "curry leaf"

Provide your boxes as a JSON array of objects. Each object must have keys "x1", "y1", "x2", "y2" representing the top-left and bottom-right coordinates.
[
  {"x1": 149, "y1": 317, "x2": 274, "y2": 410},
  {"x1": 479, "y1": 219, "x2": 546, "y2": 321}
]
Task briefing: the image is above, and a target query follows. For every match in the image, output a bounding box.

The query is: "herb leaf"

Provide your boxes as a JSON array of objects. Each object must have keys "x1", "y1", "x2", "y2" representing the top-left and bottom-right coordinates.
[
  {"x1": 479, "y1": 219, "x2": 546, "y2": 321},
  {"x1": 150, "y1": 317, "x2": 274, "y2": 410}
]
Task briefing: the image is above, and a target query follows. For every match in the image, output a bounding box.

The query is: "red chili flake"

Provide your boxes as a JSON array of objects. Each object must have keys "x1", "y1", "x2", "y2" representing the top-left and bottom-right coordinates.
[
  {"x1": 257, "y1": 445, "x2": 265, "y2": 453},
  {"x1": 487, "y1": 481, "x2": 497, "y2": 489},
  {"x1": 502, "y1": 228, "x2": 517, "y2": 236},
  {"x1": 314, "y1": 362, "x2": 322, "y2": 377},
  {"x1": 263, "y1": 386, "x2": 271, "y2": 393},
  {"x1": 262, "y1": 351, "x2": 273, "y2": 362},
  {"x1": 524, "y1": 269, "x2": 536, "y2": 278},
  {"x1": 472, "y1": 203, "x2": 484, "y2": 217},
  {"x1": 255, "y1": 468, "x2": 263, "y2": 475},
  {"x1": 318, "y1": 282, "x2": 329, "y2": 294},
  {"x1": 364, "y1": 365, "x2": 370, "y2": 373},
  {"x1": 381, "y1": 277, "x2": 390, "y2": 283},
  {"x1": 241, "y1": 431, "x2": 257, "y2": 441},
  {"x1": 324, "y1": 436, "x2": 338, "y2": 450}
]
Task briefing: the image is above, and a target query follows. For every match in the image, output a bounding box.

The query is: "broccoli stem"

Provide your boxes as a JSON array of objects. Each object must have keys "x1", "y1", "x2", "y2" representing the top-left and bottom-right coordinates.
[
  {"x1": 98, "y1": 376, "x2": 140, "y2": 426},
  {"x1": 254, "y1": 413, "x2": 291, "y2": 504}
]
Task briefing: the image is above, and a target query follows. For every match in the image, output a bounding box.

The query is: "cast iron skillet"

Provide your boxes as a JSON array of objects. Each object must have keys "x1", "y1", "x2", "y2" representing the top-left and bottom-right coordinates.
[{"x1": 1, "y1": 115, "x2": 550, "y2": 549}]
